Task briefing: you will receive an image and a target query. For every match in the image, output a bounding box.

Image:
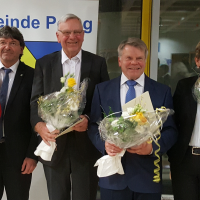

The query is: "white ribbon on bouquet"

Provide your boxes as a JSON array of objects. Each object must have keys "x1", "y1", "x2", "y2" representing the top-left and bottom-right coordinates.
[
  {"x1": 34, "y1": 124, "x2": 57, "y2": 161},
  {"x1": 94, "y1": 150, "x2": 126, "y2": 177}
]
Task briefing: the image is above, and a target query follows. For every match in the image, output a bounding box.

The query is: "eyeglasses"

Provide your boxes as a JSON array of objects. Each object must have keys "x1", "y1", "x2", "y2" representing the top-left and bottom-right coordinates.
[
  {"x1": 0, "y1": 41, "x2": 20, "y2": 47},
  {"x1": 58, "y1": 30, "x2": 83, "y2": 36}
]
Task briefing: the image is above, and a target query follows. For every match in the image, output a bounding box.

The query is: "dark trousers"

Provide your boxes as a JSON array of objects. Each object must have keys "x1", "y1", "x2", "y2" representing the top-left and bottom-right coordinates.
[
  {"x1": 0, "y1": 143, "x2": 31, "y2": 200},
  {"x1": 100, "y1": 187, "x2": 161, "y2": 200},
  {"x1": 171, "y1": 146, "x2": 200, "y2": 200},
  {"x1": 43, "y1": 132, "x2": 99, "y2": 200}
]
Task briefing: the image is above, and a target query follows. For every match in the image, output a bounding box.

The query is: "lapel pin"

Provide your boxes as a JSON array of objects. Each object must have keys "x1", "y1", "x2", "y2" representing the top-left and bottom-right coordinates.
[{"x1": 20, "y1": 74, "x2": 23, "y2": 76}]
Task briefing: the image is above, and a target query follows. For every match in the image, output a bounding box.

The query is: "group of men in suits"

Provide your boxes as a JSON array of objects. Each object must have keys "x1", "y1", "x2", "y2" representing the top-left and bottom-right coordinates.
[
  {"x1": 0, "y1": 14, "x2": 110, "y2": 200},
  {"x1": 0, "y1": 12, "x2": 196, "y2": 200}
]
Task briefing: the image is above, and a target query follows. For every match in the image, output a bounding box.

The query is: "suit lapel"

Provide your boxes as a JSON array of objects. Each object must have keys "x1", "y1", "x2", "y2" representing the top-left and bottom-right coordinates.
[
  {"x1": 188, "y1": 76, "x2": 198, "y2": 126},
  {"x1": 189, "y1": 95, "x2": 197, "y2": 128},
  {"x1": 80, "y1": 50, "x2": 91, "y2": 82},
  {"x1": 106, "y1": 76, "x2": 121, "y2": 114},
  {"x1": 52, "y1": 51, "x2": 63, "y2": 91},
  {"x1": 6, "y1": 62, "x2": 25, "y2": 109},
  {"x1": 143, "y1": 74, "x2": 152, "y2": 93}
]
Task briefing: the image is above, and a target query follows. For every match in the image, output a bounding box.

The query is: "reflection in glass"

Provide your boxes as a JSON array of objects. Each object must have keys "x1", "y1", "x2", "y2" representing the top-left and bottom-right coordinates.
[
  {"x1": 158, "y1": 0, "x2": 200, "y2": 94},
  {"x1": 97, "y1": 0, "x2": 142, "y2": 80}
]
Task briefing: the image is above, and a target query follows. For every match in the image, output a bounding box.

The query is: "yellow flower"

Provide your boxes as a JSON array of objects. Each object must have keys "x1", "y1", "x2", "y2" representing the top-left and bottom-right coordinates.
[
  {"x1": 67, "y1": 78, "x2": 76, "y2": 88},
  {"x1": 67, "y1": 88, "x2": 74, "y2": 93},
  {"x1": 132, "y1": 112, "x2": 147, "y2": 125}
]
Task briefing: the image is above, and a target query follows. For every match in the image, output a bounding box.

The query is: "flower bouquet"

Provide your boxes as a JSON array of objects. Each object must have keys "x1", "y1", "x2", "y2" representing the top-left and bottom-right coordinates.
[
  {"x1": 34, "y1": 73, "x2": 89, "y2": 160},
  {"x1": 99, "y1": 104, "x2": 172, "y2": 149},
  {"x1": 38, "y1": 73, "x2": 88, "y2": 131},
  {"x1": 95, "y1": 104, "x2": 173, "y2": 182},
  {"x1": 193, "y1": 75, "x2": 200, "y2": 103}
]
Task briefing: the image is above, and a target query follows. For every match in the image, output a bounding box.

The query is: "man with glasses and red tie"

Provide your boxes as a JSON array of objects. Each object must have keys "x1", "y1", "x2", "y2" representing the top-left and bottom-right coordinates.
[
  {"x1": 0, "y1": 26, "x2": 37, "y2": 200},
  {"x1": 88, "y1": 38, "x2": 178, "y2": 200},
  {"x1": 30, "y1": 14, "x2": 109, "y2": 200}
]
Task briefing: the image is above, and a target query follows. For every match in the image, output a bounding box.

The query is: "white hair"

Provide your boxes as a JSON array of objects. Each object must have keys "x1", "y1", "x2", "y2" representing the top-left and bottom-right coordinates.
[{"x1": 57, "y1": 14, "x2": 83, "y2": 30}]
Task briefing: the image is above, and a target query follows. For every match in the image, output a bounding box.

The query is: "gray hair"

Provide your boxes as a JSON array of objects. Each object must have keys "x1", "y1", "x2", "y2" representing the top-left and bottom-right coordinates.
[
  {"x1": 118, "y1": 37, "x2": 148, "y2": 59},
  {"x1": 57, "y1": 14, "x2": 83, "y2": 30}
]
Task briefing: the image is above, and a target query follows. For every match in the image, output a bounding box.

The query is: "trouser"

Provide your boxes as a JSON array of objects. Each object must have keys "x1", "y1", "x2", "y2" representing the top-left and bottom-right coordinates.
[
  {"x1": 0, "y1": 142, "x2": 31, "y2": 200},
  {"x1": 171, "y1": 146, "x2": 200, "y2": 200},
  {"x1": 43, "y1": 132, "x2": 99, "y2": 200},
  {"x1": 100, "y1": 186, "x2": 161, "y2": 200}
]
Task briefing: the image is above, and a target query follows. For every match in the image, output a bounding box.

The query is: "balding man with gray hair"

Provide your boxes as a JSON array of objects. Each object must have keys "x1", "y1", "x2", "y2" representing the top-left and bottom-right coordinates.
[
  {"x1": 88, "y1": 37, "x2": 177, "y2": 200},
  {"x1": 30, "y1": 13, "x2": 109, "y2": 200}
]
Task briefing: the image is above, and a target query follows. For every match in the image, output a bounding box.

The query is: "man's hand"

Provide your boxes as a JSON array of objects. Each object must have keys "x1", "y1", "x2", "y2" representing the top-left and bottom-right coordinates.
[
  {"x1": 21, "y1": 158, "x2": 37, "y2": 174},
  {"x1": 34, "y1": 122, "x2": 59, "y2": 145},
  {"x1": 105, "y1": 141, "x2": 123, "y2": 156},
  {"x1": 72, "y1": 115, "x2": 88, "y2": 132},
  {"x1": 127, "y1": 141, "x2": 153, "y2": 155}
]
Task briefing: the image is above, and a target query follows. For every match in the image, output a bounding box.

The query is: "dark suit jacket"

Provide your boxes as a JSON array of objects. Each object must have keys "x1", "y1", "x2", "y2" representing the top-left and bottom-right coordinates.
[
  {"x1": 3, "y1": 61, "x2": 37, "y2": 168},
  {"x1": 88, "y1": 75, "x2": 177, "y2": 193},
  {"x1": 30, "y1": 50, "x2": 109, "y2": 167},
  {"x1": 168, "y1": 76, "x2": 198, "y2": 166}
]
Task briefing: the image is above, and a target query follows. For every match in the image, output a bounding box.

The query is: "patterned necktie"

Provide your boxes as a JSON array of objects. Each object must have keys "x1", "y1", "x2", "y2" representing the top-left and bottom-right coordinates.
[
  {"x1": 0, "y1": 68, "x2": 12, "y2": 140},
  {"x1": 125, "y1": 80, "x2": 137, "y2": 103}
]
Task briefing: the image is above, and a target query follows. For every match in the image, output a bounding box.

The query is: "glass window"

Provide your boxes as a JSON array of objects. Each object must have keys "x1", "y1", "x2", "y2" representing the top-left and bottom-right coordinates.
[
  {"x1": 157, "y1": 1, "x2": 200, "y2": 197},
  {"x1": 158, "y1": 0, "x2": 200, "y2": 94},
  {"x1": 97, "y1": 0, "x2": 142, "y2": 79}
]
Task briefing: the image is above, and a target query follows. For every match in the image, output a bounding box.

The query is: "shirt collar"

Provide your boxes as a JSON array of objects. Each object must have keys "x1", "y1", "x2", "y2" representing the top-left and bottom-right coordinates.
[
  {"x1": 61, "y1": 49, "x2": 82, "y2": 64},
  {"x1": 0, "y1": 60, "x2": 19, "y2": 73},
  {"x1": 121, "y1": 72, "x2": 145, "y2": 87}
]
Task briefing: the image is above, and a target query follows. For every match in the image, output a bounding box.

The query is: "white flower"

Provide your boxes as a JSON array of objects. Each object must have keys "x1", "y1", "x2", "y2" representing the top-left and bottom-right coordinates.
[
  {"x1": 121, "y1": 111, "x2": 129, "y2": 118},
  {"x1": 55, "y1": 92, "x2": 60, "y2": 97},
  {"x1": 113, "y1": 132, "x2": 119, "y2": 136},
  {"x1": 70, "y1": 103, "x2": 78, "y2": 111},
  {"x1": 60, "y1": 77, "x2": 65, "y2": 83},
  {"x1": 127, "y1": 107, "x2": 134, "y2": 114},
  {"x1": 60, "y1": 86, "x2": 67, "y2": 93},
  {"x1": 111, "y1": 119, "x2": 118, "y2": 127}
]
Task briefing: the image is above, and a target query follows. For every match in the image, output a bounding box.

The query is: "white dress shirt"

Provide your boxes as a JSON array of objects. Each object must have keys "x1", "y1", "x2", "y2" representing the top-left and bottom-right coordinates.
[
  {"x1": 120, "y1": 73, "x2": 153, "y2": 154},
  {"x1": 120, "y1": 72, "x2": 145, "y2": 107},
  {"x1": 189, "y1": 103, "x2": 200, "y2": 147},
  {"x1": 0, "y1": 60, "x2": 19, "y2": 104},
  {"x1": 61, "y1": 49, "x2": 81, "y2": 90}
]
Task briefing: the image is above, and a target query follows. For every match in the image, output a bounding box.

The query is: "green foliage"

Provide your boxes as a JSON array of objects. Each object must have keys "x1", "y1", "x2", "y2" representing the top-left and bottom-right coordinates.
[
  {"x1": 103, "y1": 106, "x2": 116, "y2": 118},
  {"x1": 112, "y1": 117, "x2": 137, "y2": 133},
  {"x1": 38, "y1": 92, "x2": 69, "y2": 116},
  {"x1": 100, "y1": 104, "x2": 148, "y2": 146},
  {"x1": 103, "y1": 116, "x2": 139, "y2": 144}
]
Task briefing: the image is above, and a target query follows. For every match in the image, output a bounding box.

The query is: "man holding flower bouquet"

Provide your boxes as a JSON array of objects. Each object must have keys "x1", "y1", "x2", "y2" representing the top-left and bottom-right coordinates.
[
  {"x1": 30, "y1": 14, "x2": 109, "y2": 200},
  {"x1": 88, "y1": 38, "x2": 178, "y2": 200}
]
